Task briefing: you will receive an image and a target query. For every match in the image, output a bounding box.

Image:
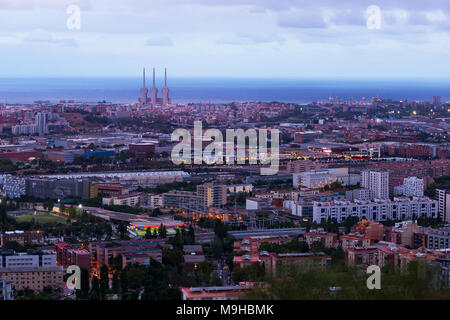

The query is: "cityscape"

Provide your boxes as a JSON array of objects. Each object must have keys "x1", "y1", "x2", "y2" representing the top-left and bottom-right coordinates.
[{"x1": 1, "y1": 0, "x2": 450, "y2": 310}]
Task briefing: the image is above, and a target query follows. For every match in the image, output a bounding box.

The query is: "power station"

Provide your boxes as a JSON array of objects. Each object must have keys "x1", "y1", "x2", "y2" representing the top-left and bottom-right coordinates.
[{"x1": 139, "y1": 67, "x2": 171, "y2": 106}]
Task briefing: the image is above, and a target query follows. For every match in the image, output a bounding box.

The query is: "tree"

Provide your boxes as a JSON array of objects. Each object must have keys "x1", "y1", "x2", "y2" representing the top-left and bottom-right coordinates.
[
  {"x1": 120, "y1": 269, "x2": 128, "y2": 293},
  {"x1": 117, "y1": 222, "x2": 127, "y2": 239},
  {"x1": 76, "y1": 267, "x2": 90, "y2": 299},
  {"x1": 158, "y1": 224, "x2": 167, "y2": 238},
  {"x1": 90, "y1": 276, "x2": 100, "y2": 300},
  {"x1": 99, "y1": 264, "x2": 109, "y2": 297},
  {"x1": 212, "y1": 235, "x2": 224, "y2": 258},
  {"x1": 112, "y1": 272, "x2": 120, "y2": 294},
  {"x1": 310, "y1": 240, "x2": 325, "y2": 253},
  {"x1": 188, "y1": 225, "x2": 195, "y2": 245},
  {"x1": 145, "y1": 227, "x2": 153, "y2": 239}
]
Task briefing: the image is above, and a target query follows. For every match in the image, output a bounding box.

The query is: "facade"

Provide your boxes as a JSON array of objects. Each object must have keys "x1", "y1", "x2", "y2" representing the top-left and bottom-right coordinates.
[
  {"x1": 102, "y1": 193, "x2": 141, "y2": 207},
  {"x1": 394, "y1": 177, "x2": 424, "y2": 197},
  {"x1": 340, "y1": 234, "x2": 373, "y2": 251},
  {"x1": 260, "y1": 252, "x2": 331, "y2": 276},
  {"x1": 294, "y1": 168, "x2": 358, "y2": 189},
  {"x1": 0, "y1": 267, "x2": 63, "y2": 292},
  {"x1": 88, "y1": 239, "x2": 170, "y2": 269},
  {"x1": 54, "y1": 243, "x2": 91, "y2": 271},
  {"x1": 35, "y1": 112, "x2": 49, "y2": 136},
  {"x1": 129, "y1": 143, "x2": 156, "y2": 160},
  {"x1": 305, "y1": 231, "x2": 338, "y2": 248},
  {"x1": 0, "y1": 279, "x2": 14, "y2": 300},
  {"x1": 436, "y1": 186, "x2": 450, "y2": 224},
  {"x1": 0, "y1": 230, "x2": 44, "y2": 246},
  {"x1": 181, "y1": 285, "x2": 253, "y2": 300},
  {"x1": 312, "y1": 197, "x2": 437, "y2": 223},
  {"x1": 25, "y1": 177, "x2": 91, "y2": 199},
  {"x1": 361, "y1": 170, "x2": 389, "y2": 200},
  {"x1": 197, "y1": 183, "x2": 227, "y2": 208},
  {"x1": 345, "y1": 188, "x2": 371, "y2": 201},
  {"x1": 0, "y1": 250, "x2": 63, "y2": 291},
  {"x1": 163, "y1": 191, "x2": 203, "y2": 210}
]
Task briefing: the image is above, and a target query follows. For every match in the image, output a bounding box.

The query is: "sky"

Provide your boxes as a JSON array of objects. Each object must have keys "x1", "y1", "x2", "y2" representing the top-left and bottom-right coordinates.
[{"x1": 1, "y1": 0, "x2": 450, "y2": 78}]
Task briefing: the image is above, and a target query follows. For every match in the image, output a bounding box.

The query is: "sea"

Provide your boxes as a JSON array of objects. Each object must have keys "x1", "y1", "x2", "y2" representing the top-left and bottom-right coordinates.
[{"x1": 0, "y1": 77, "x2": 449, "y2": 105}]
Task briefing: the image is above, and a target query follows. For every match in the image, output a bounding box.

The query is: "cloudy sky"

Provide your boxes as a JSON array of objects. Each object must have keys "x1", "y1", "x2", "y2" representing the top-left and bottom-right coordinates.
[{"x1": 1, "y1": 0, "x2": 450, "y2": 78}]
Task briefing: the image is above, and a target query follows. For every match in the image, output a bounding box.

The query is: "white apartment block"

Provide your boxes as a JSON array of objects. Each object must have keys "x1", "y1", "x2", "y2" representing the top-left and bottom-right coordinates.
[
  {"x1": 436, "y1": 187, "x2": 450, "y2": 224},
  {"x1": 0, "y1": 251, "x2": 57, "y2": 268},
  {"x1": 102, "y1": 193, "x2": 141, "y2": 207},
  {"x1": 293, "y1": 168, "x2": 358, "y2": 189},
  {"x1": 312, "y1": 197, "x2": 437, "y2": 223},
  {"x1": 394, "y1": 177, "x2": 424, "y2": 197},
  {"x1": 361, "y1": 170, "x2": 389, "y2": 199}
]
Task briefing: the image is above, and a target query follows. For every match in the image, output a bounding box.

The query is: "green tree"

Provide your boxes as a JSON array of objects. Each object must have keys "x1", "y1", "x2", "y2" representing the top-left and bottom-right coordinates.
[
  {"x1": 112, "y1": 272, "x2": 120, "y2": 294},
  {"x1": 90, "y1": 276, "x2": 100, "y2": 300},
  {"x1": 99, "y1": 264, "x2": 109, "y2": 297}
]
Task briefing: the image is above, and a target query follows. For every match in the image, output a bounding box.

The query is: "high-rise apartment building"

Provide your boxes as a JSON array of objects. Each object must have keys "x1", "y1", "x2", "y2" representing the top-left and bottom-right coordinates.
[
  {"x1": 394, "y1": 176, "x2": 424, "y2": 197},
  {"x1": 197, "y1": 183, "x2": 227, "y2": 208},
  {"x1": 35, "y1": 112, "x2": 48, "y2": 137},
  {"x1": 436, "y1": 186, "x2": 450, "y2": 224},
  {"x1": 361, "y1": 170, "x2": 389, "y2": 199}
]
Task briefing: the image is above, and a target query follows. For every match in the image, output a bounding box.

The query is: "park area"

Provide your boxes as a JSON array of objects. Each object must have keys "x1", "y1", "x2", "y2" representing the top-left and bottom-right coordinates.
[{"x1": 15, "y1": 214, "x2": 68, "y2": 225}]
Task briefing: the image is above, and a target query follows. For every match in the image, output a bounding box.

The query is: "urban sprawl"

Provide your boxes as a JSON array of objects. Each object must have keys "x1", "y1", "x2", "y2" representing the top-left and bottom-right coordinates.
[{"x1": 0, "y1": 72, "x2": 450, "y2": 300}]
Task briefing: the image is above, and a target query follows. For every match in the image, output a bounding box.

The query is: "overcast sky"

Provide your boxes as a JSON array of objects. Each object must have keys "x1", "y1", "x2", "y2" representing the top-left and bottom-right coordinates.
[{"x1": 1, "y1": 0, "x2": 450, "y2": 78}]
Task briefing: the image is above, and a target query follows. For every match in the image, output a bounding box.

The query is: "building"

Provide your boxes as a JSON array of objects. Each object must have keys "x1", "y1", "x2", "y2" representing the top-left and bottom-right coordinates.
[
  {"x1": 54, "y1": 242, "x2": 91, "y2": 271},
  {"x1": 293, "y1": 168, "x2": 358, "y2": 189},
  {"x1": 197, "y1": 183, "x2": 227, "y2": 208},
  {"x1": 0, "y1": 150, "x2": 38, "y2": 162},
  {"x1": 25, "y1": 177, "x2": 91, "y2": 199},
  {"x1": 0, "y1": 249, "x2": 57, "y2": 269},
  {"x1": 353, "y1": 220, "x2": 385, "y2": 241},
  {"x1": 0, "y1": 250, "x2": 63, "y2": 291},
  {"x1": 246, "y1": 198, "x2": 271, "y2": 211},
  {"x1": 102, "y1": 193, "x2": 141, "y2": 207},
  {"x1": 345, "y1": 246, "x2": 378, "y2": 267},
  {"x1": 436, "y1": 186, "x2": 450, "y2": 224},
  {"x1": 340, "y1": 234, "x2": 373, "y2": 250},
  {"x1": 260, "y1": 252, "x2": 331, "y2": 276},
  {"x1": 46, "y1": 151, "x2": 75, "y2": 164},
  {"x1": 361, "y1": 170, "x2": 389, "y2": 200},
  {"x1": 433, "y1": 95, "x2": 441, "y2": 106},
  {"x1": 35, "y1": 112, "x2": 49, "y2": 136},
  {"x1": 96, "y1": 184, "x2": 129, "y2": 196},
  {"x1": 88, "y1": 239, "x2": 170, "y2": 269},
  {"x1": 129, "y1": 143, "x2": 156, "y2": 161},
  {"x1": 305, "y1": 230, "x2": 338, "y2": 248},
  {"x1": 312, "y1": 197, "x2": 437, "y2": 223},
  {"x1": 394, "y1": 177, "x2": 424, "y2": 197},
  {"x1": 181, "y1": 284, "x2": 254, "y2": 300},
  {"x1": 163, "y1": 191, "x2": 203, "y2": 211},
  {"x1": 346, "y1": 188, "x2": 371, "y2": 201},
  {"x1": 0, "y1": 230, "x2": 44, "y2": 246},
  {"x1": 0, "y1": 279, "x2": 13, "y2": 300}
]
